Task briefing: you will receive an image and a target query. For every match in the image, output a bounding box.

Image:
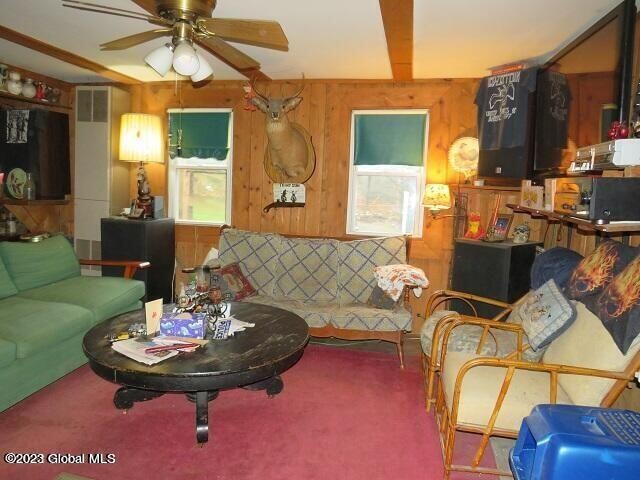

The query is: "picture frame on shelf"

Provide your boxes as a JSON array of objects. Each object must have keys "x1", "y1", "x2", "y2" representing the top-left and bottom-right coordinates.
[{"x1": 486, "y1": 213, "x2": 513, "y2": 242}]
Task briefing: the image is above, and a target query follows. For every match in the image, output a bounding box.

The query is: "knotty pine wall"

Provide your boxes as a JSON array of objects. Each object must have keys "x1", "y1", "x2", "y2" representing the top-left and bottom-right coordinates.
[{"x1": 128, "y1": 79, "x2": 477, "y2": 329}]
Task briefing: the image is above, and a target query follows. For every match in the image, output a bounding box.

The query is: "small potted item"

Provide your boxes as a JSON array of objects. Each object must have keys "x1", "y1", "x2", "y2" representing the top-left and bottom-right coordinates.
[
  {"x1": 6, "y1": 71, "x2": 22, "y2": 95},
  {"x1": 21, "y1": 78, "x2": 36, "y2": 98},
  {"x1": 513, "y1": 223, "x2": 531, "y2": 244}
]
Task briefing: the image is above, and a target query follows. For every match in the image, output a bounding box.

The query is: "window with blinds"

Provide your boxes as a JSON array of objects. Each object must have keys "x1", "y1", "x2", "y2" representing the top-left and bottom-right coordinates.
[
  {"x1": 346, "y1": 110, "x2": 428, "y2": 236},
  {"x1": 167, "y1": 108, "x2": 233, "y2": 225}
]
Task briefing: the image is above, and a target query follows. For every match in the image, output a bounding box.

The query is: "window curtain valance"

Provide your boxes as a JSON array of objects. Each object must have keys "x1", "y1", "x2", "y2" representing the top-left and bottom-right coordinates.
[
  {"x1": 354, "y1": 113, "x2": 426, "y2": 167},
  {"x1": 168, "y1": 112, "x2": 231, "y2": 160}
]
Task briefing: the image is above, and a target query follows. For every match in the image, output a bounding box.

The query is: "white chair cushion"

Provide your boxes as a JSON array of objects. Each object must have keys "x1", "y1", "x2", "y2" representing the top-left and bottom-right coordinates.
[
  {"x1": 442, "y1": 351, "x2": 572, "y2": 432},
  {"x1": 542, "y1": 302, "x2": 640, "y2": 406}
]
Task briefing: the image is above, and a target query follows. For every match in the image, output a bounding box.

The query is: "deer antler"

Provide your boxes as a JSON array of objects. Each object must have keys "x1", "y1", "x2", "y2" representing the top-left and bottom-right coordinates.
[
  {"x1": 285, "y1": 73, "x2": 305, "y2": 100},
  {"x1": 250, "y1": 80, "x2": 269, "y2": 102}
]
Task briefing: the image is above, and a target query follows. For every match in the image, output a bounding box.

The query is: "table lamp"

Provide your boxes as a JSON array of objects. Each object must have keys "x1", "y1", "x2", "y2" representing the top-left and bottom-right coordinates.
[
  {"x1": 422, "y1": 183, "x2": 452, "y2": 218},
  {"x1": 119, "y1": 113, "x2": 163, "y2": 217}
]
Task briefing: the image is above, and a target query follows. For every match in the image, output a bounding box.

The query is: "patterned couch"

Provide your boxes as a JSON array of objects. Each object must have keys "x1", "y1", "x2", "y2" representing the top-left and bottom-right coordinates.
[{"x1": 218, "y1": 228, "x2": 412, "y2": 367}]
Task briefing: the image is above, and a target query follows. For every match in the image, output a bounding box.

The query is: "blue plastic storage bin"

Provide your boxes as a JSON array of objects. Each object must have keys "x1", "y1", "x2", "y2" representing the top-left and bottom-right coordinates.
[{"x1": 510, "y1": 404, "x2": 640, "y2": 480}]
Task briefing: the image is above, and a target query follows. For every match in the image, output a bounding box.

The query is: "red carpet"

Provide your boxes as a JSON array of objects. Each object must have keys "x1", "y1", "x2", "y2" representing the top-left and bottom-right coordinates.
[{"x1": 0, "y1": 345, "x2": 491, "y2": 480}]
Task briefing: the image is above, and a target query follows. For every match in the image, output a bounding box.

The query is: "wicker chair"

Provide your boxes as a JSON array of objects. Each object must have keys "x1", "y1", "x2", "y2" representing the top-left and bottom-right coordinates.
[
  {"x1": 421, "y1": 290, "x2": 530, "y2": 413},
  {"x1": 432, "y1": 302, "x2": 640, "y2": 479}
]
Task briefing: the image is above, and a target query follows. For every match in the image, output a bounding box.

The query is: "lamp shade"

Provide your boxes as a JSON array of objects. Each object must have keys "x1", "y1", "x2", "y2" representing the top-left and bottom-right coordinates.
[
  {"x1": 144, "y1": 43, "x2": 173, "y2": 76},
  {"x1": 191, "y1": 52, "x2": 213, "y2": 82},
  {"x1": 119, "y1": 113, "x2": 164, "y2": 164},
  {"x1": 172, "y1": 41, "x2": 199, "y2": 76},
  {"x1": 422, "y1": 184, "x2": 451, "y2": 211}
]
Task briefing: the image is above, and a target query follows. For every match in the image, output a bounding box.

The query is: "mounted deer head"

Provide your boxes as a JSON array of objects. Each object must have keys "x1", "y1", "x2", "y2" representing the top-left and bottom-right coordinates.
[{"x1": 250, "y1": 81, "x2": 315, "y2": 183}]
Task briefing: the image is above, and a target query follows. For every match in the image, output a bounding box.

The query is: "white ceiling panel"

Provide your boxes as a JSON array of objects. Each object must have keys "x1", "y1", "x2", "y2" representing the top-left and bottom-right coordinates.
[
  {"x1": 0, "y1": 0, "x2": 635, "y2": 83},
  {"x1": 414, "y1": 0, "x2": 622, "y2": 79},
  {"x1": 0, "y1": 38, "x2": 108, "y2": 83},
  {"x1": 214, "y1": 0, "x2": 392, "y2": 79}
]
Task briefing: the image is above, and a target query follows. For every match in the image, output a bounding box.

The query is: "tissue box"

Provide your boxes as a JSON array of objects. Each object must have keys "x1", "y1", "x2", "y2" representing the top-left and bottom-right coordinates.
[{"x1": 159, "y1": 312, "x2": 206, "y2": 339}]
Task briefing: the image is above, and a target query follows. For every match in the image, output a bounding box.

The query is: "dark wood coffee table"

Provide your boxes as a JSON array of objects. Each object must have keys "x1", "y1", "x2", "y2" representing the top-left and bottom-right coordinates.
[{"x1": 83, "y1": 302, "x2": 309, "y2": 443}]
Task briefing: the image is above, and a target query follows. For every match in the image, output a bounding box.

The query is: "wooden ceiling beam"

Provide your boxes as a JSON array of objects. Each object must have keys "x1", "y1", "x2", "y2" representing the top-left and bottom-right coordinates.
[
  {"x1": 0, "y1": 25, "x2": 140, "y2": 85},
  {"x1": 379, "y1": 0, "x2": 413, "y2": 81},
  {"x1": 131, "y1": 0, "x2": 272, "y2": 81}
]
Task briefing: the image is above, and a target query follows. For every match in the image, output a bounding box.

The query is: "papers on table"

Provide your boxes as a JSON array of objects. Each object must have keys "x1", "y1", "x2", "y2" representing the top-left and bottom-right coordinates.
[
  {"x1": 210, "y1": 317, "x2": 255, "y2": 340},
  {"x1": 111, "y1": 336, "x2": 204, "y2": 365}
]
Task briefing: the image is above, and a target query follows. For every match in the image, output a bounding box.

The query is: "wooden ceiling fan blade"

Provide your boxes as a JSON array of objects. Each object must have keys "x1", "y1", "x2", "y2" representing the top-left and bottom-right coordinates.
[
  {"x1": 195, "y1": 35, "x2": 260, "y2": 70},
  {"x1": 100, "y1": 29, "x2": 173, "y2": 51},
  {"x1": 199, "y1": 18, "x2": 288, "y2": 51}
]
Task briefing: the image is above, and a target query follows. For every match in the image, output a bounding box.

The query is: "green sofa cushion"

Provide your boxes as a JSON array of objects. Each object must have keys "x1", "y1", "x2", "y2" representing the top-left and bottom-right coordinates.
[
  {"x1": 0, "y1": 337, "x2": 17, "y2": 369},
  {"x1": 0, "y1": 297, "x2": 93, "y2": 359},
  {"x1": 0, "y1": 235, "x2": 80, "y2": 291},
  {"x1": 18, "y1": 276, "x2": 145, "y2": 324},
  {"x1": 0, "y1": 255, "x2": 18, "y2": 300}
]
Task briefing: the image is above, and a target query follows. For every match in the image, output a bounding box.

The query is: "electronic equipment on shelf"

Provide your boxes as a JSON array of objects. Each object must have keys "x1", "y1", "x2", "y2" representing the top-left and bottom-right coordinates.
[
  {"x1": 570, "y1": 139, "x2": 640, "y2": 173},
  {"x1": 553, "y1": 176, "x2": 640, "y2": 223}
]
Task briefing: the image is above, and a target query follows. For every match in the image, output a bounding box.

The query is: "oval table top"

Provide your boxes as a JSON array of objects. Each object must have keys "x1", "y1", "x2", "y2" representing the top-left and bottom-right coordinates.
[{"x1": 83, "y1": 302, "x2": 309, "y2": 392}]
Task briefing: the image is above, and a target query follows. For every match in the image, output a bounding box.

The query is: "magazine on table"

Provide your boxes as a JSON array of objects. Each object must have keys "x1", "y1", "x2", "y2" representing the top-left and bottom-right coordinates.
[{"x1": 111, "y1": 337, "x2": 203, "y2": 365}]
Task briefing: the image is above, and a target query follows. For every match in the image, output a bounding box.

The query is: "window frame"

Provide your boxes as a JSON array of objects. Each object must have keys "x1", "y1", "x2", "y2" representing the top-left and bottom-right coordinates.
[
  {"x1": 346, "y1": 109, "x2": 429, "y2": 238},
  {"x1": 167, "y1": 107, "x2": 233, "y2": 226}
]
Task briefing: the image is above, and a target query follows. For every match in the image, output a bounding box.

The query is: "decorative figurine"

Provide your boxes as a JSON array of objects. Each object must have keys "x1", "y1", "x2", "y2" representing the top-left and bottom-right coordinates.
[
  {"x1": 6, "y1": 71, "x2": 22, "y2": 96},
  {"x1": 513, "y1": 223, "x2": 531, "y2": 244},
  {"x1": 464, "y1": 212, "x2": 485, "y2": 240}
]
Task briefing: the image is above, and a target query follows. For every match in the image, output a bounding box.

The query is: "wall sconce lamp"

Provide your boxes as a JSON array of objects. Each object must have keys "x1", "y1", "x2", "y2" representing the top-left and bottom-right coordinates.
[
  {"x1": 422, "y1": 183, "x2": 452, "y2": 219},
  {"x1": 119, "y1": 113, "x2": 164, "y2": 216}
]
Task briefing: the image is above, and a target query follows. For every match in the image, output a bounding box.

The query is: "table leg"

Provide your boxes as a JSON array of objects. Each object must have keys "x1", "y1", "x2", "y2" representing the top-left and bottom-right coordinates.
[
  {"x1": 113, "y1": 387, "x2": 164, "y2": 409},
  {"x1": 243, "y1": 375, "x2": 284, "y2": 397},
  {"x1": 185, "y1": 391, "x2": 218, "y2": 444},
  {"x1": 195, "y1": 391, "x2": 209, "y2": 444}
]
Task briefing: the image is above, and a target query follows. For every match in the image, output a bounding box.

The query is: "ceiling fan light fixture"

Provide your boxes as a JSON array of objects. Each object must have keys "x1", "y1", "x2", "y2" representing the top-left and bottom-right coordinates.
[
  {"x1": 191, "y1": 52, "x2": 213, "y2": 82},
  {"x1": 172, "y1": 41, "x2": 200, "y2": 76},
  {"x1": 144, "y1": 43, "x2": 174, "y2": 76}
]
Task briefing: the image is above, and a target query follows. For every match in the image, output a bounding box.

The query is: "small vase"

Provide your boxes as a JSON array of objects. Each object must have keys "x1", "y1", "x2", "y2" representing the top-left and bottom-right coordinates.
[
  {"x1": 6, "y1": 71, "x2": 21, "y2": 96},
  {"x1": 21, "y1": 78, "x2": 36, "y2": 98}
]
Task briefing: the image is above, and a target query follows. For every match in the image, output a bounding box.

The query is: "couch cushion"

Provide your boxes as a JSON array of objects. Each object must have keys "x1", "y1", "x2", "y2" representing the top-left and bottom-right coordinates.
[
  {"x1": 274, "y1": 237, "x2": 339, "y2": 302},
  {"x1": 243, "y1": 295, "x2": 332, "y2": 328},
  {"x1": 331, "y1": 304, "x2": 411, "y2": 331},
  {"x1": 0, "y1": 235, "x2": 80, "y2": 291},
  {"x1": 17, "y1": 276, "x2": 145, "y2": 325},
  {"x1": 337, "y1": 236, "x2": 407, "y2": 305},
  {"x1": 0, "y1": 255, "x2": 17, "y2": 300},
  {"x1": 0, "y1": 297, "x2": 93, "y2": 358},
  {"x1": 0, "y1": 337, "x2": 17, "y2": 368},
  {"x1": 218, "y1": 229, "x2": 282, "y2": 297},
  {"x1": 542, "y1": 302, "x2": 640, "y2": 406},
  {"x1": 442, "y1": 351, "x2": 573, "y2": 431}
]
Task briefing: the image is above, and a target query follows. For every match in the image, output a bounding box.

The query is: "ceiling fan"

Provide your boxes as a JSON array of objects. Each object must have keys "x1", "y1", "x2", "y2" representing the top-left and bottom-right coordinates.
[{"x1": 62, "y1": 0, "x2": 289, "y2": 80}]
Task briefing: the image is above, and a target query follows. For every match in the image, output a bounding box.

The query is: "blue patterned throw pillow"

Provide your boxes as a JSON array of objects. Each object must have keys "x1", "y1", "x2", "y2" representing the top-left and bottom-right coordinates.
[{"x1": 514, "y1": 279, "x2": 576, "y2": 351}]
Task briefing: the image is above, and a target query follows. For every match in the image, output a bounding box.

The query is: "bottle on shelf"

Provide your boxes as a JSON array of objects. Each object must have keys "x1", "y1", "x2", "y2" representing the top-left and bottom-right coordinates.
[{"x1": 25, "y1": 173, "x2": 36, "y2": 200}]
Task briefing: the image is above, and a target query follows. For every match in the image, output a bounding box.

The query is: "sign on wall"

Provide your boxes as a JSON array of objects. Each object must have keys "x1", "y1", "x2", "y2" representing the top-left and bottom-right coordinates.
[{"x1": 273, "y1": 183, "x2": 305, "y2": 203}]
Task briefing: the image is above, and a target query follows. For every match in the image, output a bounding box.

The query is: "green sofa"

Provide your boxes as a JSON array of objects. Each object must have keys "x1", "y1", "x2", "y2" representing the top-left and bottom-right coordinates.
[{"x1": 0, "y1": 235, "x2": 146, "y2": 411}]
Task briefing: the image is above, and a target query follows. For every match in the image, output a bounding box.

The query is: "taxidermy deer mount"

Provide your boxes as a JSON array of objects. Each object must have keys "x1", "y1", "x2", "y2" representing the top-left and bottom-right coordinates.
[{"x1": 250, "y1": 81, "x2": 315, "y2": 184}]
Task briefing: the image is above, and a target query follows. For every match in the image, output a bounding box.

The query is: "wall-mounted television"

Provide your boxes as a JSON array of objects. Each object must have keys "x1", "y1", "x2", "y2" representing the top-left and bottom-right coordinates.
[{"x1": 534, "y1": 0, "x2": 636, "y2": 176}]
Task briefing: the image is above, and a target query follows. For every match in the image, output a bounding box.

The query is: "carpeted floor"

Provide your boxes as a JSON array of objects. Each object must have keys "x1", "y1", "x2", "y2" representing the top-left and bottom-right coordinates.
[{"x1": 0, "y1": 345, "x2": 494, "y2": 480}]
